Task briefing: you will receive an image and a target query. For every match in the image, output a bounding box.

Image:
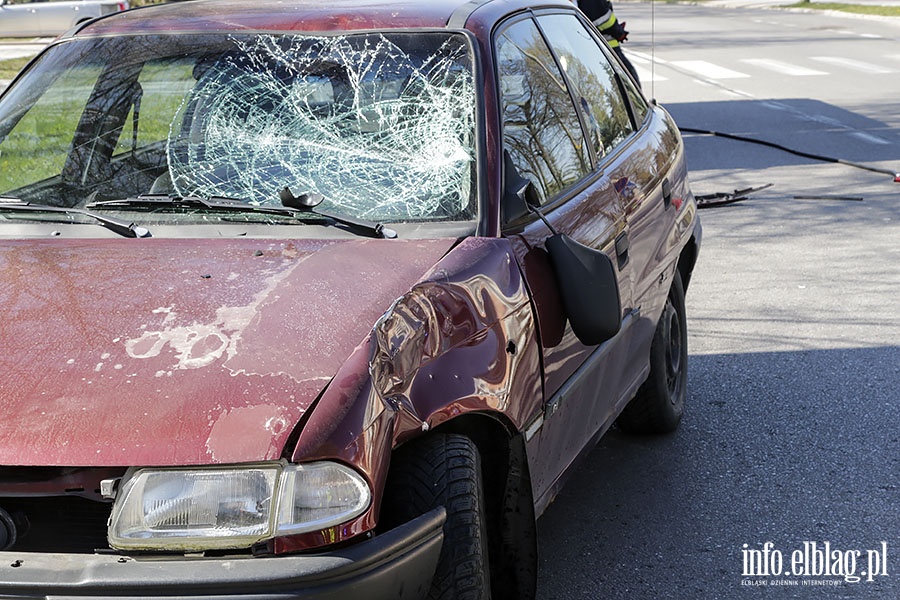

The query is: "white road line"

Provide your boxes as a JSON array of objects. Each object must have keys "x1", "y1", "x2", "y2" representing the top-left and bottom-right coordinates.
[
  {"x1": 669, "y1": 60, "x2": 750, "y2": 79},
  {"x1": 849, "y1": 131, "x2": 892, "y2": 145},
  {"x1": 740, "y1": 59, "x2": 827, "y2": 77},
  {"x1": 628, "y1": 50, "x2": 666, "y2": 65},
  {"x1": 627, "y1": 53, "x2": 652, "y2": 65},
  {"x1": 810, "y1": 56, "x2": 892, "y2": 74},
  {"x1": 633, "y1": 66, "x2": 667, "y2": 82},
  {"x1": 624, "y1": 53, "x2": 668, "y2": 82}
]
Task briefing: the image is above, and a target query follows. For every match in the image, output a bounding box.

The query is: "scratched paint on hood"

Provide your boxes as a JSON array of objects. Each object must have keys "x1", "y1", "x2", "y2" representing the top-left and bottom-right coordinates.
[
  {"x1": 124, "y1": 253, "x2": 311, "y2": 375},
  {"x1": 205, "y1": 404, "x2": 291, "y2": 463},
  {"x1": 0, "y1": 237, "x2": 455, "y2": 466}
]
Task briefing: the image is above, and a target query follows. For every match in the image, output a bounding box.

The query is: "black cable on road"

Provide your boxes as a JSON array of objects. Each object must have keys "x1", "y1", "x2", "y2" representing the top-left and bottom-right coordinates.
[{"x1": 679, "y1": 126, "x2": 900, "y2": 183}]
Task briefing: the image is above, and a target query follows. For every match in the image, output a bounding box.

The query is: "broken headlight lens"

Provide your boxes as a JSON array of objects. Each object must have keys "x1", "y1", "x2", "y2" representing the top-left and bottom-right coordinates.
[{"x1": 108, "y1": 462, "x2": 370, "y2": 551}]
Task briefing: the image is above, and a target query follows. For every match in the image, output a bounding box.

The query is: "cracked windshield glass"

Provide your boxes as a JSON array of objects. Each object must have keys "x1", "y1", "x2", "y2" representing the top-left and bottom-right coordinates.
[{"x1": 0, "y1": 32, "x2": 477, "y2": 224}]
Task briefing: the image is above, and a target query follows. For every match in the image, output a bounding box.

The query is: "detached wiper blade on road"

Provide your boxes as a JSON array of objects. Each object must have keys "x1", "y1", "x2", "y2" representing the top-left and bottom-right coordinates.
[{"x1": 0, "y1": 198, "x2": 151, "y2": 238}]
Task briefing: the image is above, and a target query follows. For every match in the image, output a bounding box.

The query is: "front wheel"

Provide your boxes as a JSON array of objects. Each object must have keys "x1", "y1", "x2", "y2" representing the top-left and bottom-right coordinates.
[
  {"x1": 381, "y1": 433, "x2": 492, "y2": 600},
  {"x1": 617, "y1": 273, "x2": 688, "y2": 434}
]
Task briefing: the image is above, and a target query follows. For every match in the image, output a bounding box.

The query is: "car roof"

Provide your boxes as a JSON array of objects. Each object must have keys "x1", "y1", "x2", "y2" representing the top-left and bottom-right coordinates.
[{"x1": 68, "y1": 0, "x2": 576, "y2": 37}]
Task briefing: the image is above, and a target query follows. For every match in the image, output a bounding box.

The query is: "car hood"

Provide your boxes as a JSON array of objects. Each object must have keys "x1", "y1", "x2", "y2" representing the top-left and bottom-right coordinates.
[{"x1": 0, "y1": 237, "x2": 455, "y2": 467}]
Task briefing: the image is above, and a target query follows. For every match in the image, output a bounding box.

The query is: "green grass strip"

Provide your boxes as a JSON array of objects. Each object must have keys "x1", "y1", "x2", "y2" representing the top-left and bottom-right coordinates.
[
  {"x1": 0, "y1": 57, "x2": 31, "y2": 81},
  {"x1": 786, "y1": 2, "x2": 900, "y2": 16}
]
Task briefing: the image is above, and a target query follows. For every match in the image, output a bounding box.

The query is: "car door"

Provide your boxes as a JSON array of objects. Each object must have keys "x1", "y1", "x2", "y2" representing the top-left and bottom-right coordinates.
[
  {"x1": 37, "y1": 0, "x2": 87, "y2": 36},
  {"x1": 535, "y1": 10, "x2": 683, "y2": 414},
  {"x1": 494, "y1": 11, "x2": 643, "y2": 511},
  {"x1": 0, "y1": 0, "x2": 42, "y2": 37},
  {"x1": 561, "y1": 11, "x2": 690, "y2": 385}
]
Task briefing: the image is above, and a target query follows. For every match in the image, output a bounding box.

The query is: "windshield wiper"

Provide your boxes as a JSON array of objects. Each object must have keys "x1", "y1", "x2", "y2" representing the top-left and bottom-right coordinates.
[
  {"x1": 0, "y1": 199, "x2": 151, "y2": 238},
  {"x1": 88, "y1": 194, "x2": 306, "y2": 217},
  {"x1": 279, "y1": 188, "x2": 397, "y2": 239},
  {"x1": 89, "y1": 193, "x2": 398, "y2": 239}
]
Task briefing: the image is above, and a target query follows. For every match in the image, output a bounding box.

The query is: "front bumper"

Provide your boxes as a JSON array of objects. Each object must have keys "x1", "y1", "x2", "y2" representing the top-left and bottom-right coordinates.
[{"x1": 0, "y1": 508, "x2": 444, "y2": 600}]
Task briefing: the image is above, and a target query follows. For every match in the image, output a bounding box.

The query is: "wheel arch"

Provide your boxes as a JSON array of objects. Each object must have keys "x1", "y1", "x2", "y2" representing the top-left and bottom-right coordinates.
[
  {"x1": 676, "y1": 231, "x2": 700, "y2": 293},
  {"x1": 398, "y1": 413, "x2": 538, "y2": 600}
]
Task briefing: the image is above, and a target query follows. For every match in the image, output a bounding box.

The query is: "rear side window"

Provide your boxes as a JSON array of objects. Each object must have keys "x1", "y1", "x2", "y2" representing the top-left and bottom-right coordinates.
[
  {"x1": 495, "y1": 18, "x2": 591, "y2": 206},
  {"x1": 535, "y1": 13, "x2": 633, "y2": 162}
]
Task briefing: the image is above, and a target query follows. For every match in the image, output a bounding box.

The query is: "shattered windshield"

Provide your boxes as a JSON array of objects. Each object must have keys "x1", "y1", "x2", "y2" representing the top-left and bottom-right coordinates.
[{"x1": 0, "y1": 32, "x2": 477, "y2": 223}]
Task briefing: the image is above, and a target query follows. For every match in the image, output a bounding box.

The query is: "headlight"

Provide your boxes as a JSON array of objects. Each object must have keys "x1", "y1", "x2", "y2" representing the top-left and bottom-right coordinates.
[{"x1": 108, "y1": 462, "x2": 370, "y2": 551}]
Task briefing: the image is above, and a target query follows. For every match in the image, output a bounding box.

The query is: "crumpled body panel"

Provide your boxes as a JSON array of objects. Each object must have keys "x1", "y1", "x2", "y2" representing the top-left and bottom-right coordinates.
[
  {"x1": 275, "y1": 236, "x2": 542, "y2": 551},
  {"x1": 372, "y1": 236, "x2": 541, "y2": 432}
]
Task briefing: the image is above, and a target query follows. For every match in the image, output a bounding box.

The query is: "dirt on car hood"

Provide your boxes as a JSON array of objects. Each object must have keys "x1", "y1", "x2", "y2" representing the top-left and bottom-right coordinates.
[{"x1": 0, "y1": 236, "x2": 455, "y2": 467}]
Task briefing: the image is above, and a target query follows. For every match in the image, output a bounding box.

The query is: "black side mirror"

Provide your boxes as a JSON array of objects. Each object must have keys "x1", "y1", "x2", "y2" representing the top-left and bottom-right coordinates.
[
  {"x1": 545, "y1": 233, "x2": 622, "y2": 346},
  {"x1": 502, "y1": 155, "x2": 621, "y2": 345}
]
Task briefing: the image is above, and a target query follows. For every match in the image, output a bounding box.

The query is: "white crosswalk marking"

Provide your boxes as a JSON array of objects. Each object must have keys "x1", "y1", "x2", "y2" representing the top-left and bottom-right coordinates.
[
  {"x1": 629, "y1": 53, "x2": 894, "y2": 86},
  {"x1": 739, "y1": 59, "x2": 827, "y2": 77},
  {"x1": 627, "y1": 53, "x2": 651, "y2": 65},
  {"x1": 810, "y1": 56, "x2": 892, "y2": 74},
  {"x1": 670, "y1": 60, "x2": 750, "y2": 79},
  {"x1": 626, "y1": 54, "x2": 668, "y2": 82},
  {"x1": 633, "y1": 66, "x2": 668, "y2": 83}
]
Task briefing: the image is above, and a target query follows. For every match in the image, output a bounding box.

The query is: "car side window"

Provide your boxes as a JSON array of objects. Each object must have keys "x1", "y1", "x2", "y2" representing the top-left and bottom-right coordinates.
[
  {"x1": 495, "y1": 18, "x2": 591, "y2": 206},
  {"x1": 0, "y1": 65, "x2": 101, "y2": 195},
  {"x1": 535, "y1": 13, "x2": 633, "y2": 162}
]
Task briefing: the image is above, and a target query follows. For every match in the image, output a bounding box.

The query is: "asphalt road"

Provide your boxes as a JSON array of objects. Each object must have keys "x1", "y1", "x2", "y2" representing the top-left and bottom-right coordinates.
[
  {"x1": 536, "y1": 3, "x2": 899, "y2": 599},
  {"x1": 1, "y1": 4, "x2": 896, "y2": 597}
]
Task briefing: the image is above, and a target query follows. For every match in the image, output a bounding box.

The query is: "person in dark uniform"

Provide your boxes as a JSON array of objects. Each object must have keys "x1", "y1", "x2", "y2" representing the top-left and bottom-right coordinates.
[{"x1": 577, "y1": 0, "x2": 641, "y2": 87}]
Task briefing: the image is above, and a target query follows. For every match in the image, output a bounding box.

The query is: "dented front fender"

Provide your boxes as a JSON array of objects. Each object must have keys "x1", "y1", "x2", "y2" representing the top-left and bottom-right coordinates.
[{"x1": 284, "y1": 237, "x2": 542, "y2": 551}]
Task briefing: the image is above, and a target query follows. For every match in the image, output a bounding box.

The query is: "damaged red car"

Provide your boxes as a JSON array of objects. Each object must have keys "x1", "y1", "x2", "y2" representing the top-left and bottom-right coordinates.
[{"x1": 0, "y1": 0, "x2": 700, "y2": 598}]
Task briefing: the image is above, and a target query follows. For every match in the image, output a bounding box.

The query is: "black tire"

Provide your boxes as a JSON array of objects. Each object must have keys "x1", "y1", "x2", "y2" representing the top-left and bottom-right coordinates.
[
  {"x1": 381, "y1": 434, "x2": 492, "y2": 600},
  {"x1": 617, "y1": 273, "x2": 688, "y2": 434}
]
